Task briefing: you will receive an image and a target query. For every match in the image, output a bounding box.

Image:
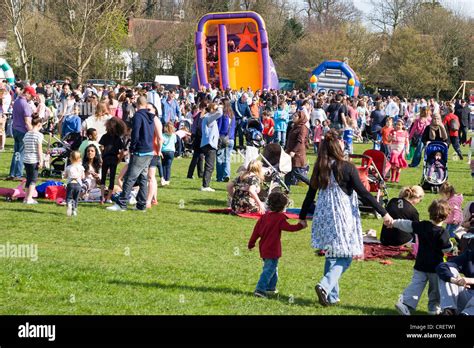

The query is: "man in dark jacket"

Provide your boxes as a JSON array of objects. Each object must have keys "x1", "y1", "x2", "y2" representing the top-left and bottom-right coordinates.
[
  {"x1": 436, "y1": 249, "x2": 474, "y2": 315},
  {"x1": 232, "y1": 93, "x2": 251, "y2": 150},
  {"x1": 459, "y1": 100, "x2": 471, "y2": 145},
  {"x1": 107, "y1": 96, "x2": 154, "y2": 212}
]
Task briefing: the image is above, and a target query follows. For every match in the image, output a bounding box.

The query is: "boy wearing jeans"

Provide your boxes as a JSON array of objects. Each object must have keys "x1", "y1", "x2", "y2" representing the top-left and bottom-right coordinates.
[
  {"x1": 248, "y1": 192, "x2": 306, "y2": 298},
  {"x1": 391, "y1": 199, "x2": 453, "y2": 315}
]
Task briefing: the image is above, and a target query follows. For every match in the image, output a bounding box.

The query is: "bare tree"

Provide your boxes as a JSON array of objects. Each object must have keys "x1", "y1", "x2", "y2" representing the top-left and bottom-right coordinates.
[
  {"x1": 0, "y1": 0, "x2": 30, "y2": 79},
  {"x1": 45, "y1": 0, "x2": 131, "y2": 83},
  {"x1": 368, "y1": 0, "x2": 422, "y2": 34},
  {"x1": 304, "y1": 0, "x2": 360, "y2": 25}
]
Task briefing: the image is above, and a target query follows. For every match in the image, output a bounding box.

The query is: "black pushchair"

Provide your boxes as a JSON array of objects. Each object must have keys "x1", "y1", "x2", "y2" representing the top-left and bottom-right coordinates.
[
  {"x1": 420, "y1": 141, "x2": 448, "y2": 193},
  {"x1": 41, "y1": 132, "x2": 83, "y2": 178},
  {"x1": 245, "y1": 119, "x2": 265, "y2": 148}
]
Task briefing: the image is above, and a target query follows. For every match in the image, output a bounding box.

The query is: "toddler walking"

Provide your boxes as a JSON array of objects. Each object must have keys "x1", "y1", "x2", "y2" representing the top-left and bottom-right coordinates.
[
  {"x1": 64, "y1": 151, "x2": 85, "y2": 217},
  {"x1": 392, "y1": 199, "x2": 453, "y2": 315},
  {"x1": 248, "y1": 192, "x2": 307, "y2": 298},
  {"x1": 439, "y1": 182, "x2": 463, "y2": 238},
  {"x1": 313, "y1": 119, "x2": 323, "y2": 154}
]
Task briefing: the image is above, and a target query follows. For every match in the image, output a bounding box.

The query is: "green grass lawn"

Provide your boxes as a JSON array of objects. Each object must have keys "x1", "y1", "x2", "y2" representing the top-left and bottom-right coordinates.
[{"x1": 0, "y1": 137, "x2": 472, "y2": 315}]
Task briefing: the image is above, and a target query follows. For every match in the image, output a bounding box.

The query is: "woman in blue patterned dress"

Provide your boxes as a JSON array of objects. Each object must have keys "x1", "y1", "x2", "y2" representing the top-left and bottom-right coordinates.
[{"x1": 299, "y1": 130, "x2": 393, "y2": 306}]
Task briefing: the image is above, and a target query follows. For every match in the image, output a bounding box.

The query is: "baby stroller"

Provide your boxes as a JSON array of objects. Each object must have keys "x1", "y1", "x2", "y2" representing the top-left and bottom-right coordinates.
[
  {"x1": 421, "y1": 141, "x2": 448, "y2": 193},
  {"x1": 245, "y1": 119, "x2": 265, "y2": 148},
  {"x1": 177, "y1": 119, "x2": 193, "y2": 158},
  {"x1": 260, "y1": 143, "x2": 292, "y2": 199},
  {"x1": 41, "y1": 132, "x2": 83, "y2": 178},
  {"x1": 350, "y1": 149, "x2": 390, "y2": 218},
  {"x1": 238, "y1": 143, "x2": 292, "y2": 202}
]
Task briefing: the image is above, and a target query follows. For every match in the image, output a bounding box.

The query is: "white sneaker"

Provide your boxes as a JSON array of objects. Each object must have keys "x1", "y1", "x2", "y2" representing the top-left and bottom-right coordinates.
[
  {"x1": 106, "y1": 204, "x2": 126, "y2": 212},
  {"x1": 72, "y1": 209, "x2": 78, "y2": 217},
  {"x1": 395, "y1": 295, "x2": 411, "y2": 315},
  {"x1": 200, "y1": 187, "x2": 215, "y2": 192},
  {"x1": 66, "y1": 202, "x2": 73, "y2": 217},
  {"x1": 428, "y1": 306, "x2": 442, "y2": 315}
]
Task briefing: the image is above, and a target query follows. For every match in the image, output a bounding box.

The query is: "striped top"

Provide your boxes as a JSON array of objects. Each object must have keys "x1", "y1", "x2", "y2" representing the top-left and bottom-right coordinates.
[{"x1": 23, "y1": 131, "x2": 43, "y2": 164}]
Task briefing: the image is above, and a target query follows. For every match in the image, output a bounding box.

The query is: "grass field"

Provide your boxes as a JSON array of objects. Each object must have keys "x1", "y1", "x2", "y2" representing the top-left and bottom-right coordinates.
[{"x1": 0, "y1": 137, "x2": 472, "y2": 315}]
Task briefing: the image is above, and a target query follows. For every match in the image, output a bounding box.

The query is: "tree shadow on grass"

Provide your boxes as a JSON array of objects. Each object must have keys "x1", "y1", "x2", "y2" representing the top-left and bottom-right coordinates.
[
  {"x1": 0, "y1": 207, "x2": 63, "y2": 216},
  {"x1": 108, "y1": 279, "x2": 315, "y2": 307}
]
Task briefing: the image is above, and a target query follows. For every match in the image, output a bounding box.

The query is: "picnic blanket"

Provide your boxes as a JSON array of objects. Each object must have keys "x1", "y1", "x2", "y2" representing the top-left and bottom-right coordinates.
[
  {"x1": 363, "y1": 243, "x2": 415, "y2": 261},
  {"x1": 208, "y1": 208, "x2": 313, "y2": 220},
  {"x1": 315, "y1": 237, "x2": 415, "y2": 263}
]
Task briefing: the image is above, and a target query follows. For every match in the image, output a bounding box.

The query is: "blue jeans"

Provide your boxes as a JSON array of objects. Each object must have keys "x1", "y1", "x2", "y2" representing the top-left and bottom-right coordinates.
[
  {"x1": 256, "y1": 258, "x2": 279, "y2": 292},
  {"x1": 118, "y1": 155, "x2": 152, "y2": 210},
  {"x1": 235, "y1": 119, "x2": 245, "y2": 149},
  {"x1": 9, "y1": 129, "x2": 26, "y2": 178},
  {"x1": 409, "y1": 141, "x2": 424, "y2": 167},
  {"x1": 275, "y1": 131, "x2": 286, "y2": 147},
  {"x1": 162, "y1": 151, "x2": 174, "y2": 181},
  {"x1": 319, "y1": 257, "x2": 352, "y2": 303},
  {"x1": 216, "y1": 139, "x2": 234, "y2": 181}
]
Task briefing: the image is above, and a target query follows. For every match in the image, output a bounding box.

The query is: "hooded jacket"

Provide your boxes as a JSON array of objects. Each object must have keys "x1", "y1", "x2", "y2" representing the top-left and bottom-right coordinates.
[{"x1": 130, "y1": 108, "x2": 155, "y2": 154}]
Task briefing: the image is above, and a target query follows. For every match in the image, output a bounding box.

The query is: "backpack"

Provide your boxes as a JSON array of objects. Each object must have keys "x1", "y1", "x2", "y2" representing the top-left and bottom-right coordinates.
[
  {"x1": 449, "y1": 118, "x2": 459, "y2": 131},
  {"x1": 328, "y1": 103, "x2": 342, "y2": 125}
]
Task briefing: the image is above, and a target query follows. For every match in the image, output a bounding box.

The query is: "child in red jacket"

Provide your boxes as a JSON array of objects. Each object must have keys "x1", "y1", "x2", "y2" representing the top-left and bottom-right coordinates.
[{"x1": 248, "y1": 192, "x2": 307, "y2": 298}]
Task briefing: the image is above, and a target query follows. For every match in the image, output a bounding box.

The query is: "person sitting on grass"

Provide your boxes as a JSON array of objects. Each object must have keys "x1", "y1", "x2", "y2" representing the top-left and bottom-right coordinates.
[
  {"x1": 391, "y1": 199, "x2": 453, "y2": 315},
  {"x1": 380, "y1": 185, "x2": 424, "y2": 247},
  {"x1": 227, "y1": 160, "x2": 266, "y2": 214},
  {"x1": 78, "y1": 128, "x2": 100, "y2": 159},
  {"x1": 436, "y1": 247, "x2": 474, "y2": 315},
  {"x1": 248, "y1": 191, "x2": 307, "y2": 298}
]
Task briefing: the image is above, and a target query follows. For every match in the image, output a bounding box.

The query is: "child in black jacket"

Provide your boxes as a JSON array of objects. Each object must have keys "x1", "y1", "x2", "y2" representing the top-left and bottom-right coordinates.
[{"x1": 391, "y1": 199, "x2": 453, "y2": 315}]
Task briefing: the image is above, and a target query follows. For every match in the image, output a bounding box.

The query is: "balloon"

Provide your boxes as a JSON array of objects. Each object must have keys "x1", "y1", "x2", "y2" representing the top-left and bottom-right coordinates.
[
  {"x1": 348, "y1": 78, "x2": 355, "y2": 86},
  {"x1": 310, "y1": 75, "x2": 317, "y2": 83},
  {"x1": 310, "y1": 83, "x2": 317, "y2": 89}
]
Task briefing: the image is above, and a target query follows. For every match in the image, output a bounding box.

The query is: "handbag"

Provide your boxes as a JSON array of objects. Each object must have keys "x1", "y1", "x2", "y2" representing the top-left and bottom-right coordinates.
[
  {"x1": 218, "y1": 116, "x2": 231, "y2": 149},
  {"x1": 218, "y1": 135, "x2": 230, "y2": 149}
]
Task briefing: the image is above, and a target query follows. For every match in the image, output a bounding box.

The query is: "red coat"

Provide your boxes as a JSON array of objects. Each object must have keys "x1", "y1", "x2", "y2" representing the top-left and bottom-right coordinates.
[{"x1": 248, "y1": 212, "x2": 304, "y2": 259}]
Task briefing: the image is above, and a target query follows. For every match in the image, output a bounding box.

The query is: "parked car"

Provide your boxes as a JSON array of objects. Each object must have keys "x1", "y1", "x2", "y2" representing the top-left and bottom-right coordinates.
[
  {"x1": 86, "y1": 79, "x2": 117, "y2": 87},
  {"x1": 136, "y1": 82, "x2": 153, "y2": 90}
]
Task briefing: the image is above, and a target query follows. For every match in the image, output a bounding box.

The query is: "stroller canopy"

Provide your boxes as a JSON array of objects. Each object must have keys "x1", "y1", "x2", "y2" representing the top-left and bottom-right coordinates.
[{"x1": 425, "y1": 141, "x2": 448, "y2": 164}]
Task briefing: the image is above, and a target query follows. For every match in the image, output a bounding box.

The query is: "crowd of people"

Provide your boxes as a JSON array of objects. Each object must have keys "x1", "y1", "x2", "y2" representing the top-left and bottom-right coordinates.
[{"x1": 0, "y1": 77, "x2": 473, "y2": 315}]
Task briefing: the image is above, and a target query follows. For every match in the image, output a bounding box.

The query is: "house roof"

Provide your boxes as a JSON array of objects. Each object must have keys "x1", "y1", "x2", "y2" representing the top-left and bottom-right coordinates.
[{"x1": 127, "y1": 18, "x2": 190, "y2": 51}]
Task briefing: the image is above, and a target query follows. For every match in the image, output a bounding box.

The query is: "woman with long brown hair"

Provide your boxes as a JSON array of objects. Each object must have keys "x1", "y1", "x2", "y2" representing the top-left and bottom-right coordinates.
[
  {"x1": 285, "y1": 110, "x2": 310, "y2": 190},
  {"x1": 299, "y1": 129, "x2": 392, "y2": 306}
]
